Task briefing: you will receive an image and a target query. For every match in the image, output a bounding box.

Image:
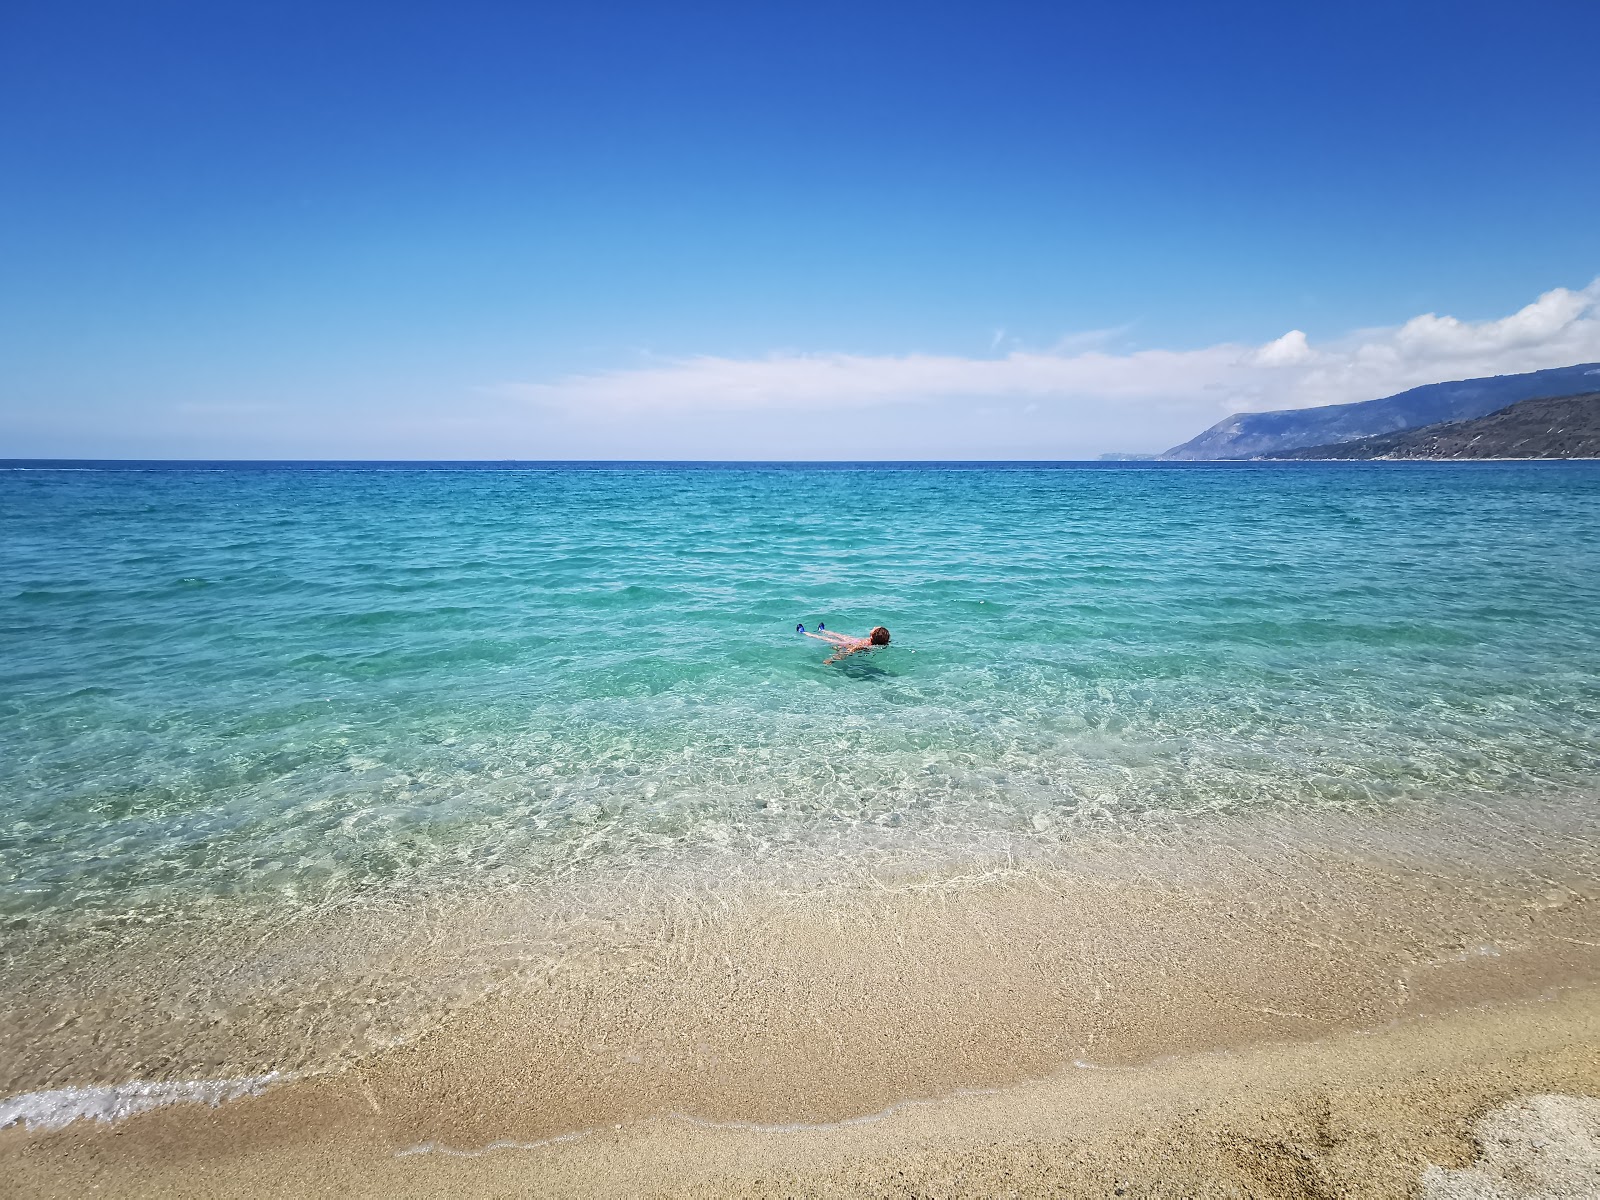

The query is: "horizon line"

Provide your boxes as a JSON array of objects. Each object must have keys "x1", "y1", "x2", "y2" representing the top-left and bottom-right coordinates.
[{"x1": 4, "y1": 457, "x2": 1587, "y2": 469}]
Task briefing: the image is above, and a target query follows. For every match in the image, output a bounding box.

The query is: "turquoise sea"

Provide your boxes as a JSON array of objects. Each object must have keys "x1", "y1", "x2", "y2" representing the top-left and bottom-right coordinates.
[
  {"x1": 3, "y1": 461, "x2": 1600, "y2": 1092},
  {"x1": 5, "y1": 461, "x2": 1600, "y2": 918}
]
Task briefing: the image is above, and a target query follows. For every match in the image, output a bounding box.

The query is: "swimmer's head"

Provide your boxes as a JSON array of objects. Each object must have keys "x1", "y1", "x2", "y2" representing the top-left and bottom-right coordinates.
[{"x1": 869, "y1": 626, "x2": 891, "y2": 646}]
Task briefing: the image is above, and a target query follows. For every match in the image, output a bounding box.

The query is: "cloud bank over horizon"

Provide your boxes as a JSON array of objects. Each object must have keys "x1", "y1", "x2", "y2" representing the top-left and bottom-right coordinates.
[
  {"x1": 499, "y1": 278, "x2": 1600, "y2": 457},
  {"x1": 6, "y1": 280, "x2": 1598, "y2": 460}
]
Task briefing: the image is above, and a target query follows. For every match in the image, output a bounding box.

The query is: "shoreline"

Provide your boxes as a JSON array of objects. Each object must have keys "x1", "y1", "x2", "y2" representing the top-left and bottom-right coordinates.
[
  {"x1": 5, "y1": 790, "x2": 1598, "y2": 1095},
  {"x1": 5, "y1": 801, "x2": 1599, "y2": 1197},
  {"x1": 5, "y1": 987, "x2": 1598, "y2": 1197}
]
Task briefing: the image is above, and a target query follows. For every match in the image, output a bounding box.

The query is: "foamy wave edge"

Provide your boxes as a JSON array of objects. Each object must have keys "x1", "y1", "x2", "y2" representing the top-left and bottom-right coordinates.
[{"x1": 0, "y1": 1072, "x2": 289, "y2": 1133}]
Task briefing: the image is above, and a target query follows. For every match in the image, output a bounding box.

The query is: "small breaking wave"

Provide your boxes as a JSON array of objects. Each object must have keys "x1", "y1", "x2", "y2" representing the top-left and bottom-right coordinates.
[{"x1": 0, "y1": 1072, "x2": 289, "y2": 1133}]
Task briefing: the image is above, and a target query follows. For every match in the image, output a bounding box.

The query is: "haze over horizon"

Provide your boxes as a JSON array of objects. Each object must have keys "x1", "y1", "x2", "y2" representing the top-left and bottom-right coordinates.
[{"x1": 4, "y1": 2, "x2": 1599, "y2": 459}]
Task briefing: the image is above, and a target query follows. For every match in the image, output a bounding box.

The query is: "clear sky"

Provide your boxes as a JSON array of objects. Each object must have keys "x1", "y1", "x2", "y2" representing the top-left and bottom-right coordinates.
[{"x1": 4, "y1": 1, "x2": 1599, "y2": 459}]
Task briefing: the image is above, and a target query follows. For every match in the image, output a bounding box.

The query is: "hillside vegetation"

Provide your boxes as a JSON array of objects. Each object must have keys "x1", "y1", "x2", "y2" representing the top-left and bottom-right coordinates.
[{"x1": 1278, "y1": 392, "x2": 1600, "y2": 459}]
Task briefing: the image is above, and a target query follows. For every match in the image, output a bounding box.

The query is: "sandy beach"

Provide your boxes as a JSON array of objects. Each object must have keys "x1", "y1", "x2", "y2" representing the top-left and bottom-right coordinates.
[
  {"x1": 5, "y1": 802, "x2": 1598, "y2": 1197},
  {"x1": 10, "y1": 991, "x2": 1598, "y2": 1198}
]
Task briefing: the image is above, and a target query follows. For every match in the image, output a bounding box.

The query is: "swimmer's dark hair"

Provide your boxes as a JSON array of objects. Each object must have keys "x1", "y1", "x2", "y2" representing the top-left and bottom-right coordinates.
[{"x1": 869, "y1": 626, "x2": 890, "y2": 646}]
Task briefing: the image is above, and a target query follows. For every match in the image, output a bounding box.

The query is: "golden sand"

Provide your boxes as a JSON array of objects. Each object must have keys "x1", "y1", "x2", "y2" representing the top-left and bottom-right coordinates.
[
  {"x1": 4, "y1": 812, "x2": 1598, "y2": 1197},
  {"x1": 5, "y1": 988, "x2": 1598, "y2": 1197}
]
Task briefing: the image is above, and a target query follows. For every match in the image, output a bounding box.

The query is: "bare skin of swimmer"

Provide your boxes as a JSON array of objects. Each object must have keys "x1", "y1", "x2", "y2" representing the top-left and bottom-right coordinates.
[{"x1": 806, "y1": 626, "x2": 891, "y2": 664}]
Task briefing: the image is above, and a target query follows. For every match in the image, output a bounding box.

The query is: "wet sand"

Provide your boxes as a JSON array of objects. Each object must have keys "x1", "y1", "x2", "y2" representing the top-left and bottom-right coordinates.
[
  {"x1": 4, "y1": 807, "x2": 1599, "y2": 1196},
  {"x1": 5, "y1": 988, "x2": 1598, "y2": 1197}
]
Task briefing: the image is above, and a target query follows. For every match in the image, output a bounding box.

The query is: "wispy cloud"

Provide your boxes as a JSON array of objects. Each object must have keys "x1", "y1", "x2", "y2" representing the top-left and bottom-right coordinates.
[{"x1": 492, "y1": 280, "x2": 1600, "y2": 455}]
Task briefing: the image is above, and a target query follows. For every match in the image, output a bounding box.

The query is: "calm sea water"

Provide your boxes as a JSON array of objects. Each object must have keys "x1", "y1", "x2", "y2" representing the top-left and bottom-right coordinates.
[{"x1": 4, "y1": 461, "x2": 1600, "y2": 936}]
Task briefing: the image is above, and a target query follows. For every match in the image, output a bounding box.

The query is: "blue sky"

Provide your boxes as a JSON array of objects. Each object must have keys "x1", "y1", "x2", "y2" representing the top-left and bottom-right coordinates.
[{"x1": 3, "y1": 1, "x2": 1599, "y2": 458}]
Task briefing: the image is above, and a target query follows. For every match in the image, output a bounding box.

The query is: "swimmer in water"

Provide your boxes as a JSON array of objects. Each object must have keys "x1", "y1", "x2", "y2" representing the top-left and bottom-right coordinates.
[{"x1": 806, "y1": 625, "x2": 890, "y2": 664}]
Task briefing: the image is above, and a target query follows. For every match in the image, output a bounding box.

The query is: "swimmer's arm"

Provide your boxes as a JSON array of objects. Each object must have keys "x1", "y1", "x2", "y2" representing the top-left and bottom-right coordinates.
[{"x1": 824, "y1": 641, "x2": 871, "y2": 664}]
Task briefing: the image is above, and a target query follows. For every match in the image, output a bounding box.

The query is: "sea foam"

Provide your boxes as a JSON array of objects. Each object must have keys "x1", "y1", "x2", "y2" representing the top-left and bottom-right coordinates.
[{"x1": 0, "y1": 1072, "x2": 286, "y2": 1133}]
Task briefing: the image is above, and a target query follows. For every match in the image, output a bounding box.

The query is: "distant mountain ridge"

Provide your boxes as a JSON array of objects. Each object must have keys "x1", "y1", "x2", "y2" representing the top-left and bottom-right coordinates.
[
  {"x1": 1161, "y1": 362, "x2": 1600, "y2": 460},
  {"x1": 1278, "y1": 391, "x2": 1600, "y2": 460}
]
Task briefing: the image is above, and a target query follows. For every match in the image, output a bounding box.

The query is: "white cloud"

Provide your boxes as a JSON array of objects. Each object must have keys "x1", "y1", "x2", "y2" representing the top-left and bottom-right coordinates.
[
  {"x1": 495, "y1": 279, "x2": 1600, "y2": 455},
  {"x1": 1250, "y1": 329, "x2": 1312, "y2": 366}
]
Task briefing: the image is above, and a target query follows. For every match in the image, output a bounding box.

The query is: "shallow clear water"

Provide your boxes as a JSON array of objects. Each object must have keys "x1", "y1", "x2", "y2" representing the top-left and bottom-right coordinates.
[{"x1": 3, "y1": 461, "x2": 1599, "y2": 935}]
